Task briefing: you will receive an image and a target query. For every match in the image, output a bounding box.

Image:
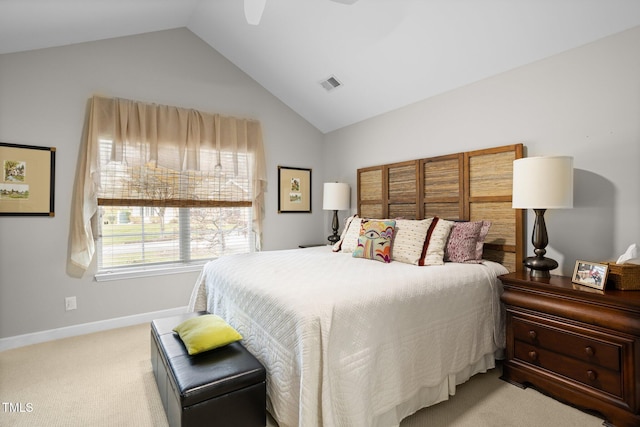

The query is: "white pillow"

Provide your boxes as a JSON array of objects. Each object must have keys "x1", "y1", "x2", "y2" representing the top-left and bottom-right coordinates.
[
  {"x1": 339, "y1": 217, "x2": 363, "y2": 253},
  {"x1": 332, "y1": 214, "x2": 358, "y2": 252},
  {"x1": 392, "y1": 219, "x2": 434, "y2": 265},
  {"x1": 421, "y1": 218, "x2": 454, "y2": 266}
]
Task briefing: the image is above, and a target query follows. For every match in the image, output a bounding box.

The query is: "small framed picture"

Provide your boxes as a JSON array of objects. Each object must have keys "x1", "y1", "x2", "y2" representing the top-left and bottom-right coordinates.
[
  {"x1": 0, "y1": 142, "x2": 56, "y2": 216},
  {"x1": 278, "y1": 166, "x2": 311, "y2": 213},
  {"x1": 572, "y1": 260, "x2": 609, "y2": 290}
]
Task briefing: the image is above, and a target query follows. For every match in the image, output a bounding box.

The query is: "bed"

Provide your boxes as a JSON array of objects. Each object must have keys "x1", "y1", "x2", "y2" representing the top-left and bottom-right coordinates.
[{"x1": 188, "y1": 144, "x2": 525, "y2": 427}]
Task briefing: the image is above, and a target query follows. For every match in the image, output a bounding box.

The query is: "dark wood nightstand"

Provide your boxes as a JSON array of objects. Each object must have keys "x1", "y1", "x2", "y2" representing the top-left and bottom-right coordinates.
[{"x1": 500, "y1": 272, "x2": 640, "y2": 427}]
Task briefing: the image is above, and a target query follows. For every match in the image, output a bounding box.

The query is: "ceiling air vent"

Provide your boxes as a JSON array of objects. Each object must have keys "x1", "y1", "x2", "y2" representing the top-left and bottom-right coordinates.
[{"x1": 320, "y1": 75, "x2": 342, "y2": 92}]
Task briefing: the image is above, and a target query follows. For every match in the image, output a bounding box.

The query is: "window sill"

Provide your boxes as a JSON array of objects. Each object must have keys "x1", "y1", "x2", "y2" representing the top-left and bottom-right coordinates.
[{"x1": 95, "y1": 262, "x2": 207, "y2": 282}]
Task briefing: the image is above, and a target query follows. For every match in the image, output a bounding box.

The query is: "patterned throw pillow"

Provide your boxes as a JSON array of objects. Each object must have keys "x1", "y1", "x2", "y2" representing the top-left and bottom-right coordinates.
[
  {"x1": 392, "y1": 218, "x2": 434, "y2": 265},
  {"x1": 445, "y1": 221, "x2": 484, "y2": 263},
  {"x1": 420, "y1": 217, "x2": 454, "y2": 266},
  {"x1": 352, "y1": 219, "x2": 396, "y2": 263}
]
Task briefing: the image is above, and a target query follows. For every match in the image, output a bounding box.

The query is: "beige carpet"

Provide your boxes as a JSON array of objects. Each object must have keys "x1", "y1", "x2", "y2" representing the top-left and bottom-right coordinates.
[{"x1": 0, "y1": 323, "x2": 604, "y2": 427}]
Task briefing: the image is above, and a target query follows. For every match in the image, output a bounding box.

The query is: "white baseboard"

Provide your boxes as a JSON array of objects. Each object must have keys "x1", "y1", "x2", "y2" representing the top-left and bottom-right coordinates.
[{"x1": 0, "y1": 306, "x2": 188, "y2": 352}]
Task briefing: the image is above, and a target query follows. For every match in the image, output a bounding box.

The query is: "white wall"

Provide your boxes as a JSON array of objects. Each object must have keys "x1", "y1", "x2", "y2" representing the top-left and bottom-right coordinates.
[
  {"x1": 325, "y1": 26, "x2": 640, "y2": 276},
  {"x1": 0, "y1": 28, "x2": 325, "y2": 339}
]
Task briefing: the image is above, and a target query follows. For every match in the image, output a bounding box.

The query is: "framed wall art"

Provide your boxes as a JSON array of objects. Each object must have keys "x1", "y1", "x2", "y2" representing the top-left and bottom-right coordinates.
[
  {"x1": 278, "y1": 166, "x2": 311, "y2": 213},
  {"x1": 0, "y1": 142, "x2": 56, "y2": 216},
  {"x1": 572, "y1": 260, "x2": 608, "y2": 290}
]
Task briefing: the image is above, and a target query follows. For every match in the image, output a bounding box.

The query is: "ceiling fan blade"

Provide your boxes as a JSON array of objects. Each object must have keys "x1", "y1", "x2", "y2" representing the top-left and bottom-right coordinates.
[
  {"x1": 244, "y1": 0, "x2": 356, "y2": 26},
  {"x1": 244, "y1": 0, "x2": 267, "y2": 25}
]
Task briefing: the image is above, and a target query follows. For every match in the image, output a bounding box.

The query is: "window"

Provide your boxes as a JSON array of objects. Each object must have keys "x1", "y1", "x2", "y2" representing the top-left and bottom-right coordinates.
[
  {"x1": 69, "y1": 96, "x2": 267, "y2": 275},
  {"x1": 96, "y1": 139, "x2": 255, "y2": 273},
  {"x1": 98, "y1": 206, "x2": 253, "y2": 270}
]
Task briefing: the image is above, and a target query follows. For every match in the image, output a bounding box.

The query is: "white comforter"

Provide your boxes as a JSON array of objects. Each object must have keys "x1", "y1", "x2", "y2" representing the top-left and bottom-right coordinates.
[{"x1": 189, "y1": 246, "x2": 508, "y2": 427}]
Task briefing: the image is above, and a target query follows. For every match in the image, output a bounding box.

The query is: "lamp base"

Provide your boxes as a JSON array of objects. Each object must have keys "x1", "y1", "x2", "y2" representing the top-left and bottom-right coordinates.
[
  {"x1": 524, "y1": 256, "x2": 558, "y2": 279},
  {"x1": 327, "y1": 210, "x2": 340, "y2": 245},
  {"x1": 524, "y1": 208, "x2": 559, "y2": 279}
]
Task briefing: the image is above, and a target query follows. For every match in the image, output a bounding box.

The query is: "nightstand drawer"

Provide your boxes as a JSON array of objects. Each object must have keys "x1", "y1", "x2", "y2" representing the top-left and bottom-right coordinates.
[
  {"x1": 512, "y1": 317, "x2": 620, "y2": 371},
  {"x1": 514, "y1": 341, "x2": 622, "y2": 397}
]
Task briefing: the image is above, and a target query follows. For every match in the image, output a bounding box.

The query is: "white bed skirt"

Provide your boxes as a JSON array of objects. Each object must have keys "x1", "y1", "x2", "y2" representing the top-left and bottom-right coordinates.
[{"x1": 380, "y1": 352, "x2": 497, "y2": 427}]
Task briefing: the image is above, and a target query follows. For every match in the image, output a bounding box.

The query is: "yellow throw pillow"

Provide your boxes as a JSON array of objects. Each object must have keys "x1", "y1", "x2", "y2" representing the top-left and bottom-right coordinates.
[{"x1": 173, "y1": 314, "x2": 242, "y2": 355}]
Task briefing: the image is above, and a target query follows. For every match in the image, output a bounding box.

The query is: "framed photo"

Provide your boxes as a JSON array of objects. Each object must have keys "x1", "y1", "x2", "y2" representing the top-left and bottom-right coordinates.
[
  {"x1": 0, "y1": 142, "x2": 56, "y2": 216},
  {"x1": 278, "y1": 166, "x2": 311, "y2": 213},
  {"x1": 572, "y1": 260, "x2": 609, "y2": 290}
]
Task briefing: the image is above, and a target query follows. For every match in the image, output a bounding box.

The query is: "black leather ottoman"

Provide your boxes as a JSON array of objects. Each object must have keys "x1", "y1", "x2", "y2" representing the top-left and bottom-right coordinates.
[{"x1": 151, "y1": 311, "x2": 266, "y2": 427}]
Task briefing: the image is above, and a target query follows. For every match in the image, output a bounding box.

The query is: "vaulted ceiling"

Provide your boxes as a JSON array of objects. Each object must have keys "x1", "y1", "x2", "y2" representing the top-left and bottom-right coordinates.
[{"x1": 2, "y1": 0, "x2": 640, "y2": 133}]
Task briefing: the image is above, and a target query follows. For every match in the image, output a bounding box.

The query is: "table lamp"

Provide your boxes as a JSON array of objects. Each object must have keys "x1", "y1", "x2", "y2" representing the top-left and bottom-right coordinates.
[
  {"x1": 512, "y1": 156, "x2": 574, "y2": 278},
  {"x1": 323, "y1": 183, "x2": 350, "y2": 244}
]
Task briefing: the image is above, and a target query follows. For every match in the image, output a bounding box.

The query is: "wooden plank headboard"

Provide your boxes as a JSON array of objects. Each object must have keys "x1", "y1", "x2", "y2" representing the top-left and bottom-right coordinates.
[{"x1": 357, "y1": 143, "x2": 524, "y2": 273}]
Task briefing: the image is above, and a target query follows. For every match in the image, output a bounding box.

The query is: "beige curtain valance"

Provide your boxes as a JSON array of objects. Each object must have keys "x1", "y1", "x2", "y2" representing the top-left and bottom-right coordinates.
[{"x1": 69, "y1": 95, "x2": 267, "y2": 270}]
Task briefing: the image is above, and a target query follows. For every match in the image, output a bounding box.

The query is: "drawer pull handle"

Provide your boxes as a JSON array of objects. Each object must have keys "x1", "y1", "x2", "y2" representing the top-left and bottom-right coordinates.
[
  {"x1": 585, "y1": 346, "x2": 595, "y2": 356},
  {"x1": 587, "y1": 370, "x2": 598, "y2": 381},
  {"x1": 528, "y1": 351, "x2": 538, "y2": 361},
  {"x1": 528, "y1": 330, "x2": 537, "y2": 340}
]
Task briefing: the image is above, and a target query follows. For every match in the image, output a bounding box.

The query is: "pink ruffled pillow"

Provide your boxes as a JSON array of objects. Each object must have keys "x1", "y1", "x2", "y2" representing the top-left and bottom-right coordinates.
[{"x1": 445, "y1": 221, "x2": 484, "y2": 263}]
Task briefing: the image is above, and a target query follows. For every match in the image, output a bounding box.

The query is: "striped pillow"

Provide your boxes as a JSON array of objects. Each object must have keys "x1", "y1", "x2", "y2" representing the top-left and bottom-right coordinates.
[
  {"x1": 420, "y1": 217, "x2": 454, "y2": 266},
  {"x1": 392, "y1": 219, "x2": 434, "y2": 265}
]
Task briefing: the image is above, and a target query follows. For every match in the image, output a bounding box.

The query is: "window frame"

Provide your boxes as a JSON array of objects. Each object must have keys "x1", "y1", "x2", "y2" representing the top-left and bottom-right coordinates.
[{"x1": 95, "y1": 204, "x2": 255, "y2": 281}]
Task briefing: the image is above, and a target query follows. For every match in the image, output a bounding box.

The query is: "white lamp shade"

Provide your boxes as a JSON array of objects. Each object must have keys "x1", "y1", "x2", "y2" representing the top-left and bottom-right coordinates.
[
  {"x1": 244, "y1": 0, "x2": 266, "y2": 25},
  {"x1": 323, "y1": 183, "x2": 350, "y2": 211},
  {"x1": 512, "y1": 156, "x2": 573, "y2": 209}
]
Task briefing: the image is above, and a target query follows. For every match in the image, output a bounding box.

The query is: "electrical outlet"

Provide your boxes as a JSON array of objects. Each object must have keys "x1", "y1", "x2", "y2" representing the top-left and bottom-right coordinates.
[{"x1": 65, "y1": 296, "x2": 77, "y2": 311}]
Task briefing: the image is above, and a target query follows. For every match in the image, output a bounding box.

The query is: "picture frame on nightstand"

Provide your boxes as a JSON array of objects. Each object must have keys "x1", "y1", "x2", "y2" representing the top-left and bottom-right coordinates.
[{"x1": 572, "y1": 260, "x2": 608, "y2": 290}]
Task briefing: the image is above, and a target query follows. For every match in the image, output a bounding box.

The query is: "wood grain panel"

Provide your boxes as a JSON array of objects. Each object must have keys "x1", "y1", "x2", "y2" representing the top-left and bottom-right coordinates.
[
  {"x1": 361, "y1": 204, "x2": 383, "y2": 219},
  {"x1": 389, "y1": 204, "x2": 417, "y2": 219},
  {"x1": 423, "y1": 157, "x2": 461, "y2": 200},
  {"x1": 469, "y1": 151, "x2": 515, "y2": 198},
  {"x1": 388, "y1": 162, "x2": 417, "y2": 202},
  {"x1": 424, "y1": 203, "x2": 462, "y2": 220},
  {"x1": 483, "y1": 249, "x2": 516, "y2": 273},
  {"x1": 470, "y1": 202, "x2": 516, "y2": 247},
  {"x1": 359, "y1": 169, "x2": 383, "y2": 201}
]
